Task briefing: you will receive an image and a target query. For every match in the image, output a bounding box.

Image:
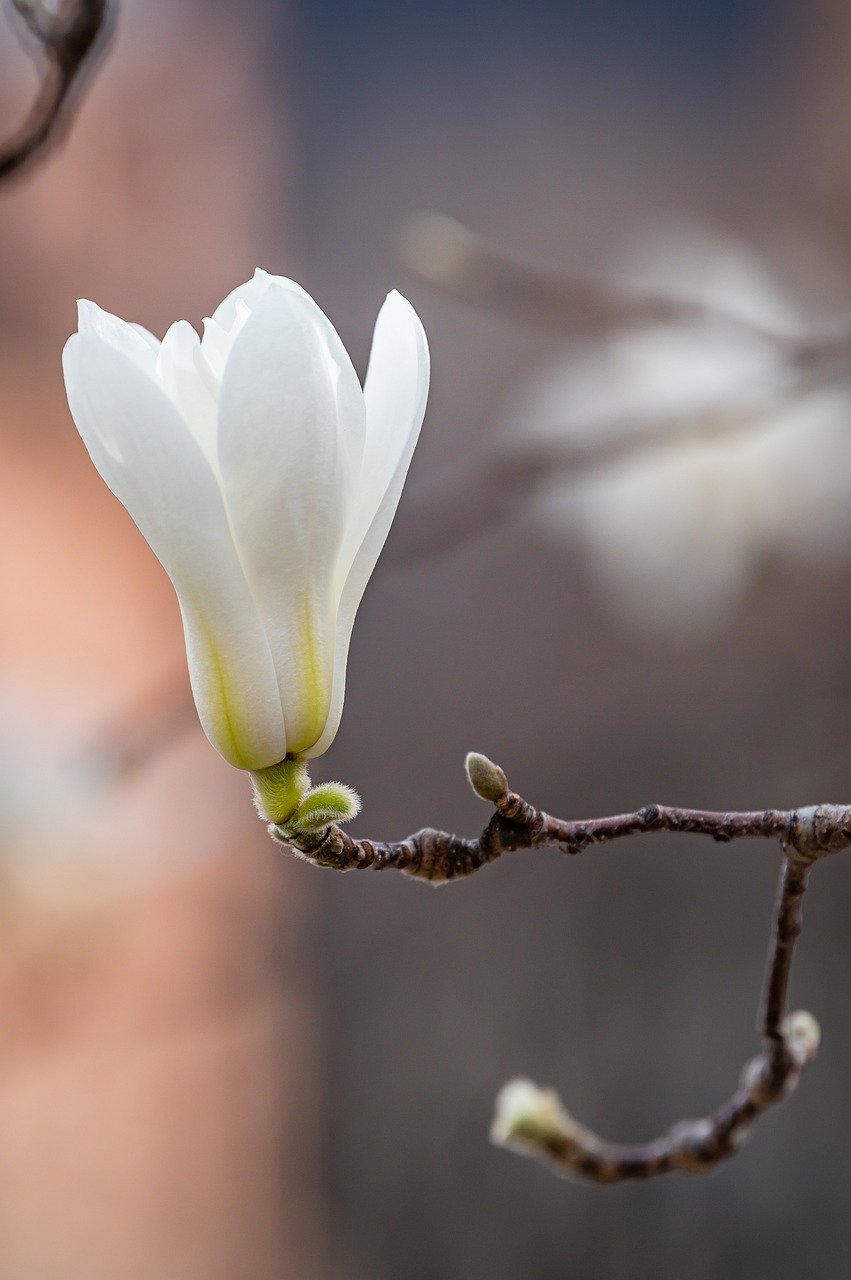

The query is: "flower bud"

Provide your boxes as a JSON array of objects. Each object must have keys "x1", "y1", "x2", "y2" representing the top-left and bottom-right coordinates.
[
  {"x1": 490, "y1": 1078, "x2": 567, "y2": 1150},
  {"x1": 465, "y1": 751, "x2": 508, "y2": 803},
  {"x1": 285, "y1": 783, "x2": 362, "y2": 835},
  {"x1": 63, "y1": 271, "x2": 429, "y2": 771}
]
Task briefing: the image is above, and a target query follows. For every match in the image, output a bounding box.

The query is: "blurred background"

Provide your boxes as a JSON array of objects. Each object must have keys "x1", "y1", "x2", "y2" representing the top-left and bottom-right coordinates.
[{"x1": 0, "y1": 0, "x2": 850, "y2": 1276}]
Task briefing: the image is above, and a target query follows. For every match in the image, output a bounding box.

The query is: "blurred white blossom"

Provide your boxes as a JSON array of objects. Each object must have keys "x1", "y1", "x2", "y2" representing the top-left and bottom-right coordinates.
[{"x1": 504, "y1": 226, "x2": 851, "y2": 638}]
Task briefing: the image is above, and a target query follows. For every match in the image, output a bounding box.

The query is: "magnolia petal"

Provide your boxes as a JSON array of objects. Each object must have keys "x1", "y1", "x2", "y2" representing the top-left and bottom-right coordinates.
[
  {"x1": 206, "y1": 271, "x2": 360, "y2": 464},
  {"x1": 63, "y1": 332, "x2": 286, "y2": 769},
  {"x1": 77, "y1": 299, "x2": 159, "y2": 373},
  {"x1": 157, "y1": 320, "x2": 218, "y2": 465},
  {"x1": 217, "y1": 283, "x2": 366, "y2": 755},
  {"x1": 209, "y1": 268, "x2": 304, "y2": 329},
  {"x1": 307, "y1": 290, "x2": 429, "y2": 757},
  {"x1": 131, "y1": 322, "x2": 162, "y2": 352},
  {"x1": 202, "y1": 270, "x2": 303, "y2": 375}
]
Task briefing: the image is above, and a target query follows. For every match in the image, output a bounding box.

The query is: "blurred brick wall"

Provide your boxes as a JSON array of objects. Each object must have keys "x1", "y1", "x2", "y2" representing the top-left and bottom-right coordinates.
[{"x1": 0, "y1": 4, "x2": 323, "y2": 1276}]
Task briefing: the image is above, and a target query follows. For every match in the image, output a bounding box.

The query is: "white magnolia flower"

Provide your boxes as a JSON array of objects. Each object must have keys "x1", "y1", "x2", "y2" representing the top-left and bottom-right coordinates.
[{"x1": 63, "y1": 270, "x2": 430, "y2": 773}]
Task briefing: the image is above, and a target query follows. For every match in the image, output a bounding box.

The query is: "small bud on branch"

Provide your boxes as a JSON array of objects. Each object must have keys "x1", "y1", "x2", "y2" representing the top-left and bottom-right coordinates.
[{"x1": 465, "y1": 751, "x2": 508, "y2": 803}]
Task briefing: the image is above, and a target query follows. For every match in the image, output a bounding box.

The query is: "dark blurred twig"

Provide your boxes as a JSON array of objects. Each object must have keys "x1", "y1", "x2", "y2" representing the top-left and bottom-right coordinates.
[
  {"x1": 275, "y1": 751, "x2": 845, "y2": 1183},
  {"x1": 0, "y1": 0, "x2": 110, "y2": 182}
]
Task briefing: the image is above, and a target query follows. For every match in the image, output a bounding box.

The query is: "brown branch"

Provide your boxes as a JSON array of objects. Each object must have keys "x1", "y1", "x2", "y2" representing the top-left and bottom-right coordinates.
[
  {"x1": 0, "y1": 0, "x2": 110, "y2": 183},
  {"x1": 275, "y1": 754, "x2": 851, "y2": 882},
  {"x1": 273, "y1": 752, "x2": 848, "y2": 1183}
]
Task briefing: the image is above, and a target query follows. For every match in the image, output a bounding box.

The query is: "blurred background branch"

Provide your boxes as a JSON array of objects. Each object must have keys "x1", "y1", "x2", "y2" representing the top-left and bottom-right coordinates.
[
  {"x1": 390, "y1": 212, "x2": 851, "y2": 567},
  {"x1": 387, "y1": 326, "x2": 851, "y2": 565},
  {"x1": 401, "y1": 211, "x2": 836, "y2": 347},
  {"x1": 0, "y1": 0, "x2": 110, "y2": 182}
]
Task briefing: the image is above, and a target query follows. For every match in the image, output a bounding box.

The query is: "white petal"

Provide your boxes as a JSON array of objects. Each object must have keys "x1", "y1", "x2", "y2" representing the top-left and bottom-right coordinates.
[
  {"x1": 200, "y1": 273, "x2": 275, "y2": 376},
  {"x1": 200, "y1": 315, "x2": 237, "y2": 379},
  {"x1": 217, "y1": 283, "x2": 366, "y2": 755},
  {"x1": 63, "y1": 333, "x2": 286, "y2": 769},
  {"x1": 156, "y1": 320, "x2": 218, "y2": 466},
  {"x1": 131, "y1": 323, "x2": 162, "y2": 351},
  {"x1": 77, "y1": 299, "x2": 159, "y2": 373},
  {"x1": 209, "y1": 268, "x2": 315, "y2": 328},
  {"x1": 203, "y1": 270, "x2": 346, "y2": 390},
  {"x1": 210, "y1": 268, "x2": 279, "y2": 329},
  {"x1": 307, "y1": 290, "x2": 429, "y2": 757}
]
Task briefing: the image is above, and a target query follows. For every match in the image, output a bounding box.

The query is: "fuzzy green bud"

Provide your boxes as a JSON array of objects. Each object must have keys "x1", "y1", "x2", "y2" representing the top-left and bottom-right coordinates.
[
  {"x1": 283, "y1": 782, "x2": 361, "y2": 836},
  {"x1": 465, "y1": 751, "x2": 508, "y2": 804}
]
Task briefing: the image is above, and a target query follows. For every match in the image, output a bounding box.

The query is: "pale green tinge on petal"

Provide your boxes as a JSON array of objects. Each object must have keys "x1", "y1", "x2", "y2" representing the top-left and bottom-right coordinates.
[
  {"x1": 180, "y1": 599, "x2": 276, "y2": 770},
  {"x1": 306, "y1": 290, "x2": 430, "y2": 758},
  {"x1": 62, "y1": 332, "x2": 287, "y2": 770},
  {"x1": 217, "y1": 283, "x2": 366, "y2": 756}
]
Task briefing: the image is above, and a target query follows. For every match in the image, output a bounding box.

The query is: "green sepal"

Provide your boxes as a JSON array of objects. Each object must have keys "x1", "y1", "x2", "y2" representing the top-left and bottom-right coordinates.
[{"x1": 283, "y1": 782, "x2": 361, "y2": 835}]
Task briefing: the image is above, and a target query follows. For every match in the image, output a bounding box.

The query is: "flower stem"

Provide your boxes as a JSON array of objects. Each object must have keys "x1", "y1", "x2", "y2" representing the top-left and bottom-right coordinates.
[{"x1": 250, "y1": 756, "x2": 310, "y2": 824}]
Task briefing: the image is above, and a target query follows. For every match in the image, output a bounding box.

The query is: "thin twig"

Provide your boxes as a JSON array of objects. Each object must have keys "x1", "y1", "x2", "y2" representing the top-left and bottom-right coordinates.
[
  {"x1": 276, "y1": 781, "x2": 851, "y2": 885},
  {"x1": 490, "y1": 856, "x2": 818, "y2": 1182},
  {"x1": 273, "y1": 752, "x2": 846, "y2": 1183},
  {"x1": 0, "y1": 0, "x2": 110, "y2": 182}
]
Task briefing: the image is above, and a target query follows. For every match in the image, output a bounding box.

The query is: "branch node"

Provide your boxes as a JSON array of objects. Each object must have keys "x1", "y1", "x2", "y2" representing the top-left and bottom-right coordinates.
[
  {"x1": 495, "y1": 790, "x2": 539, "y2": 827},
  {"x1": 637, "y1": 803, "x2": 666, "y2": 833},
  {"x1": 784, "y1": 804, "x2": 851, "y2": 864}
]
